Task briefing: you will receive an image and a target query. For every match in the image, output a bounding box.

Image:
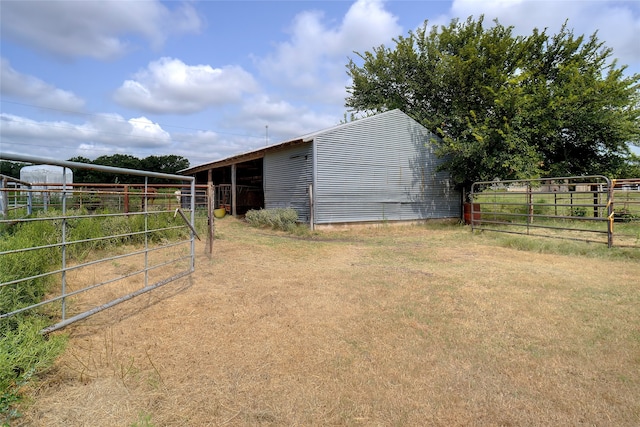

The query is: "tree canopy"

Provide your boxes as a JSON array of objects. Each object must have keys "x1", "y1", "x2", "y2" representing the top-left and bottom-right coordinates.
[
  {"x1": 346, "y1": 16, "x2": 640, "y2": 191},
  {"x1": 67, "y1": 154, "x2": 189, "y2": 184}
]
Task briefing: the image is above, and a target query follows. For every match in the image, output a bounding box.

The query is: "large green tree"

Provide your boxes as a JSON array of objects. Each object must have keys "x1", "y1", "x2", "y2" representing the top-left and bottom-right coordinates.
[{"x1": 346, "y1": 16, "x2": 640, "y2": 191}]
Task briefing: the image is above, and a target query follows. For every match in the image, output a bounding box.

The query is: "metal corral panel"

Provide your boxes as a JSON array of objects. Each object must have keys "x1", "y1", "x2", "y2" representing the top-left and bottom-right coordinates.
[
  {"x1": 264, "y1": 143, "x2": 313, "y2": 222},
  {"x1": 314, "y1": 110, "x2": 460, "y2": 224}
]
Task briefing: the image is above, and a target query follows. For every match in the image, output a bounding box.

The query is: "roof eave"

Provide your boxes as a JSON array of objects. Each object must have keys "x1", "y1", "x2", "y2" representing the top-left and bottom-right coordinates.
[{"x1": 179, "y1": 138, "x2": 306, "y2": 175}]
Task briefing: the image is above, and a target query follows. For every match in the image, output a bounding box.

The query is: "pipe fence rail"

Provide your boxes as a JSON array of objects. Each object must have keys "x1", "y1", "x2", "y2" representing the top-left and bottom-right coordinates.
[
  {"x1": 0, "y1": 154, "x2": 202, "y2": 333},
  {"x1": 469, "y1": 176, "x2": 640, "y2": 248}
]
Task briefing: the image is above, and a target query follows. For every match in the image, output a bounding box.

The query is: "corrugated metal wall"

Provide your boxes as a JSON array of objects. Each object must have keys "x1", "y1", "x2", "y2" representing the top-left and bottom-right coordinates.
[
  {"x1": 264, "y1": 143, "x2": 313, "y2": 222},
  {"x1": 314, "y1": 110, "x2": 460, "y2": 224}
]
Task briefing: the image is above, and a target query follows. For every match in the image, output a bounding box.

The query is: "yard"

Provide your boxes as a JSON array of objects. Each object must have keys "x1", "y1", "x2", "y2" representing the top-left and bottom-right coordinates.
[{"x1": 16, "y1": 217, "x2": 640, "y2": 426}]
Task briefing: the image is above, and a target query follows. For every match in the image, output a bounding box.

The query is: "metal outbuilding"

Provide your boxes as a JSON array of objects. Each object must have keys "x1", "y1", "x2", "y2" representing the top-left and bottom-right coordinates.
[
  {"x1": 181, "y1": 109, "x2": 461, "y2": 227},
  {"x1": 20, "y1": 164, "x2": 73, "y2": 191}
]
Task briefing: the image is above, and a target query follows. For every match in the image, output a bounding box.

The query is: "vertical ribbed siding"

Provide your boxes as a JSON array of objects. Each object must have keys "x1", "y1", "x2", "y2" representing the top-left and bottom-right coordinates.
[
  {"x1": 264, "y1": 143, "x2": 312, "y2": 222},
  {"x1": 314, "y1": 110, "x2": 460, "y2": 224}
]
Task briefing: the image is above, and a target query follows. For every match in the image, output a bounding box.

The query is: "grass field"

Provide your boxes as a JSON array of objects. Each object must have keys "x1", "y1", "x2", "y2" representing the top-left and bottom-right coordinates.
[{"x1": 14, "y1": 217, "x2": 640, "y2": 426}]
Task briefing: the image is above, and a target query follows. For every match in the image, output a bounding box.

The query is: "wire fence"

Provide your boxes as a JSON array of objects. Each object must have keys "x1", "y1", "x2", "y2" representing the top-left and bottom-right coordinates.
[
  {"x1": 469, "y1": 176, "x2": 640, "y2": 248},
  {"x1": 0, "y1": 154, "x2": 203, "y2": 333}
]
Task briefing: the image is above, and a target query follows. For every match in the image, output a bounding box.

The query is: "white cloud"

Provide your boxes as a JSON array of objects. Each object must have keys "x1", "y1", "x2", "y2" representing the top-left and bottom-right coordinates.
[
  {"x1": 113, "y1": 57, "x2": 259, "y2": 114},
  {"x1": 340, "y1": 0, "x2": 404, "y2": 53},
  {"x1": 171, "y1": 130, "x2": 256, "y2": 164},
  {"x1": 258, "y1": 0, "x2": 402, "y2": 104},
  {"x1": 0, "y1": 111, "x2": 270, "y2": 166},
  {"x1": 0, "y1": 1, "x2": 202, "y2": 60},
  {"x1": 0, "y1": 58, "x2": 85, "y2": 111},
  {"x1": 231, "y1": 95, "x2": 339, "y2": 143},
  {"x1": 0, "y1": 113, "x2": 173, "y2": 160},
  {"x1": 127, "y1": 117, "x2": 172, "y2": 144}
]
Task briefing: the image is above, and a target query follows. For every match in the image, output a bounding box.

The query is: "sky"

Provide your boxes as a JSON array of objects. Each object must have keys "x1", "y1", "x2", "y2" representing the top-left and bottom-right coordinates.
[{"x1": 1, "y1": 0, "x2": 639, "y2": 168}]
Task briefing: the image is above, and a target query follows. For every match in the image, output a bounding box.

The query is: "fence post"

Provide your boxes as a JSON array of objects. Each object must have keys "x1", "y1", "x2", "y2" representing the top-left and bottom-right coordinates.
[
  {"x1": 124, "y1": 184, "x2": 129, "y2": 214},
  {"x1": 0, "y1": 176, "x2": 6, "y2": 217},
  {"x1": 607, "y1": 181, "x2": 614, "y2": 248},
  {"x1": 207, "y1": 182, "x2": 214, "y2": 255},
  {"x1": 27, "y1": 186, "x2": 32, "y2": 215},
  {"x1": 61, "y1": 169, "x2": 68, "y2": 320},
  {"x1": 527, "y1": 184, "x2": 533, "y2": 233}
]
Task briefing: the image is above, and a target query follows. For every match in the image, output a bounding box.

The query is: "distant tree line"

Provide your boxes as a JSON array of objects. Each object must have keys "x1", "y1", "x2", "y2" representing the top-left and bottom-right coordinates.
[
  {"x1": 0, "y1": 161, "x2": 26, "y2": 180},
  {"x1": 0, "y1": 154, "x2": 190, "y2": 185}
]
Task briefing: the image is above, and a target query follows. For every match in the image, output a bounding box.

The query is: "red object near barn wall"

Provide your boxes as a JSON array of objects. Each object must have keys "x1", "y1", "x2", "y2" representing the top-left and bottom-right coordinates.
[{"x1": 463, "y1": 203, "x2": 481, "y2": 225}]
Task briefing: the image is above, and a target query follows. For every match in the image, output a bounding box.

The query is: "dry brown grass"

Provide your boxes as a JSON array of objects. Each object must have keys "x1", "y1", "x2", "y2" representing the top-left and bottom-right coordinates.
[{"x1": 16, "y1": 218, "x2": 640, "y2": 426}]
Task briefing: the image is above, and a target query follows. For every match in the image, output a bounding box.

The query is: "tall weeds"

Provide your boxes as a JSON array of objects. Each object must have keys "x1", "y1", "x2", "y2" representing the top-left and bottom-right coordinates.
[
  {"x1": 1, "y1": 217, "x2": 66, "y2": 423},
  {"x1": 1, "y1": 209, "x2": 193, "y2": 423}
]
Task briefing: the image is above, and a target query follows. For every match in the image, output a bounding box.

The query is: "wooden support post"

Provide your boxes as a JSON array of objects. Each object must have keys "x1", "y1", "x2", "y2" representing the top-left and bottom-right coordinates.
[
  {"x1": 124, "y1": 185, "x2": 129, "y2": 214},
  {"x1": 231, "y1": 164, "x2": 237, "y2": 216},
  {"x1": 207, "y1": 181, "x2": 214, "y2": 255}
]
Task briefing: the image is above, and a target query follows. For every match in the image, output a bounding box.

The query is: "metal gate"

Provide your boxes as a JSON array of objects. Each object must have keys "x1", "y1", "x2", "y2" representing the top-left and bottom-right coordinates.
[
  {"x1": 0, "y1": 154, "x2": 198, "y2": 333},
  {"x1": 469, "y1": 176, "x2": 640, "y2": 248}
]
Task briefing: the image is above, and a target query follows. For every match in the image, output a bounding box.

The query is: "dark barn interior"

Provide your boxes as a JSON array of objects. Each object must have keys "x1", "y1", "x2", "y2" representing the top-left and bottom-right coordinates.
[{"x1": 192, "y1": 158, "x2": 264, "y2": 215}]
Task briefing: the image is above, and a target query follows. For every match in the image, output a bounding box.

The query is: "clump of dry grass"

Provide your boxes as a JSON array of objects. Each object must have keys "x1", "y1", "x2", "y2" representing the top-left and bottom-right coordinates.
[{"x1": 15, "y1": 218, "x2": 640, "y2": 426}]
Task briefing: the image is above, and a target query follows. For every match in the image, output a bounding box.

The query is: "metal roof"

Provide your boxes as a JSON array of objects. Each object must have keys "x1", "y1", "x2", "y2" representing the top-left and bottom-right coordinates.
[{"x1": 179, "y1": 109, "x2": 403, "y2": 175}]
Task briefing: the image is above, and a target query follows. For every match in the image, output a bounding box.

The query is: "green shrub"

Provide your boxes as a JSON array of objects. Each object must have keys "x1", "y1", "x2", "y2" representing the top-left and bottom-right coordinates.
[
  {"x1": 614, "y1": 209, "x2": 639, "y2": 222},
  {"x1": 571, "y1": 206, "x2": 587, "y2": 217},
  {"x1": 245, "y1": 208, "x2": 299, "y2": 231}
]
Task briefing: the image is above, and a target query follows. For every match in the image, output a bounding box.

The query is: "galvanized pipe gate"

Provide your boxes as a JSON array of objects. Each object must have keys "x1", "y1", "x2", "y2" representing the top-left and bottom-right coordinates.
[
  {"x1": 469, "y1": 175, "x2": 640, "y2": 248},
  {"x1": 0, "y1": 154, "x2": 197, "y2": 333}
]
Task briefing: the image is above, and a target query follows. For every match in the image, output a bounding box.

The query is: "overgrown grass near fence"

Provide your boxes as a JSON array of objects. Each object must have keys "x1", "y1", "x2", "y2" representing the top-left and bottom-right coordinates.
[
  {"x1": 0, "y1": 215, "x2": 66, "y2": 422},
  {"x1": 0, "y1": 208, "x2": 199, "y2": 423}
]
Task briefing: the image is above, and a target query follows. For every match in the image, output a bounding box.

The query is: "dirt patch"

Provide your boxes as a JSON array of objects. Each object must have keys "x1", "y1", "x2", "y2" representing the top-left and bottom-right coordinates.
[{"x1": 17, "y1": 218, "x2": 640, "y2": 426}]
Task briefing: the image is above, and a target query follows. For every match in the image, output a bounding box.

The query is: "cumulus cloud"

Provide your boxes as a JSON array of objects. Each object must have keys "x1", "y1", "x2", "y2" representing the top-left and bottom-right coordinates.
[
  {"x1": 0, "y1": 0, "x2": 202, "y2": 60},
  {"x1": 113, "y1": 57, "x2": 259, "y2": 114},
  {"x1": 0, "y1": 58, "x2": 86, "y2": 111},
  {"x1": 232, "y1": 95, "x2": 339, "y2": 142},
  {"x1": 0, "y1": 113, "x2": 173, "y2": 160},
  {"x1": 258, "y1": 0, "x2": 402, "y2": 103},
  {"x1": 0, "y1": 111, "x2": 264, "y2": 166}
]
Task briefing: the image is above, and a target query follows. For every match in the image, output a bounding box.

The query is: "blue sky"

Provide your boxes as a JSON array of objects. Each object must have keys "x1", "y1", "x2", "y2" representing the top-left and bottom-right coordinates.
[{"x1": 1, "y1": 0, "x2": 639, "y2": 168}]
